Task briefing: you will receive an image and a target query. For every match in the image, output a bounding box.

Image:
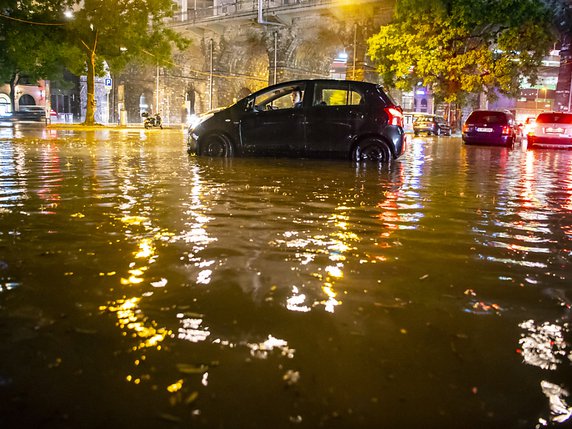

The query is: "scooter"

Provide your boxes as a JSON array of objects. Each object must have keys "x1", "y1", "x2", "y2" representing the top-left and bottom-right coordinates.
[{"x1": 142, "y1": 112, "x2": 163, "y2": 129}]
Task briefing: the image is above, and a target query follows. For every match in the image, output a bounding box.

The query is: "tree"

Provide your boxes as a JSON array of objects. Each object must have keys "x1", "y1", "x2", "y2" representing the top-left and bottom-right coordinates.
[
  {"x1": 0, "y1": 0, "x2": 72, "y2": 113},
  {"x1": 62, "y1": 0, "x2": 189, "y2": 125},
  {"x1": 367, "y1": 0, "x2": 556, "y2": 105}
]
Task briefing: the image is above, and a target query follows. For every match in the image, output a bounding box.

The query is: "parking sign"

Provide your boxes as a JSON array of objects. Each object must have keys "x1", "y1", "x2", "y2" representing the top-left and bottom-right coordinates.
[{"x1": 104, "y1": 78, "x2": 112, "y2": 88}]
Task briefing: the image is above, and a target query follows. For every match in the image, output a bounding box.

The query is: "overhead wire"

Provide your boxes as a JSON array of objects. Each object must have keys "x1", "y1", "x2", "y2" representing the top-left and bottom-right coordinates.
[{"x1": 0, "y1": 13, "x2": 66, "y2": 26}]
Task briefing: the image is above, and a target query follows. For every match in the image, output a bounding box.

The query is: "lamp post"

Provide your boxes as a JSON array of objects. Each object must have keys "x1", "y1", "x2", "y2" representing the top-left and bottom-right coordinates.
[
  {"x1": 568, "y1": 75, "x2": 572, "y2": 112},
  {"x1": 209, "y1": 39, "x2": 213, "y2": 110},
  {"x1": 352, "y1": 23, "x2": 357, "y2": 80}
]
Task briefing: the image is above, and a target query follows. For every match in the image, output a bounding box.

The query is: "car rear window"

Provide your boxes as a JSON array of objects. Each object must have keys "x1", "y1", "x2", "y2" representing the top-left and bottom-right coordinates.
[
  {"x1": 536, "y1": 113, "x2": 572, "y2": 124},
  {"x1": 467, "y1": 111, "x2": 508, "y2": 124}
]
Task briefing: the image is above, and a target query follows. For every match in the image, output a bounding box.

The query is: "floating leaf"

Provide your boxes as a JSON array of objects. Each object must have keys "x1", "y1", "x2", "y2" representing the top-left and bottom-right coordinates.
[{"x1": 185, "y1": 391, "x2": 199, "y2": 405}]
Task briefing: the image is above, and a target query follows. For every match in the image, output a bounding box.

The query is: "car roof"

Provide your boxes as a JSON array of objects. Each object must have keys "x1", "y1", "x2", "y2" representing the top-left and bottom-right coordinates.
[
  {"x1": 466, "y1": 110, "x2": 513, "y2": 119},
  {"x1": 536, "y1": 112, "x2": 572, "y2": 124},
  {"x1": 258, "y1": 79, "x2": 380, "y2": 89},
  {"x1": 20, "y1": 106, "x2": 44, "y2": 110}
]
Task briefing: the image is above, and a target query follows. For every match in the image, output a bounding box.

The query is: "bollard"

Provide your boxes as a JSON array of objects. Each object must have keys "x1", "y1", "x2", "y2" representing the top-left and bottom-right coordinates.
[{"x1": 120, "y1": 110, "x2": 127, "y2": 126}]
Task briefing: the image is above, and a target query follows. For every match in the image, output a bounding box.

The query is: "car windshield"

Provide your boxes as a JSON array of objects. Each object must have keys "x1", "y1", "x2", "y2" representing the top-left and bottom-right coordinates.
[
  {"x1": 536, "y1": 113, "x2": 572, "y2": 124},
  {"x1": 467, "y1": 111, "x2": 507, "y2": 124}
]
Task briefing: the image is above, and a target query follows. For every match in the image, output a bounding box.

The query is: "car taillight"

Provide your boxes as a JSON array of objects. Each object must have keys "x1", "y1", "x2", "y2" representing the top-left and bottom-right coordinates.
[
  {"x1": 501, "y1": 125, "x2": 510, "y2": 135},
  {"x1": 385, "y1": 107, "x2": 403, "y2": 127},
  {"x1": 462, "y1": 124, "x2": 469, "y2": 133}
]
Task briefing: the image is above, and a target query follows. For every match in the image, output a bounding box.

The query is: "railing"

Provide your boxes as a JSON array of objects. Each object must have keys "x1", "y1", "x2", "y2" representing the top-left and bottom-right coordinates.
[{"x1": 169, "y1": 0, "x2": 360, "y2": 25}]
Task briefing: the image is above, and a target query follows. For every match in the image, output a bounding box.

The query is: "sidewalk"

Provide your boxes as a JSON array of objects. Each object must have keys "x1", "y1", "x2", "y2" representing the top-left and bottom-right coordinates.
[{"x1": 47, "y1": 121, "x2": 186, "y2": 130}]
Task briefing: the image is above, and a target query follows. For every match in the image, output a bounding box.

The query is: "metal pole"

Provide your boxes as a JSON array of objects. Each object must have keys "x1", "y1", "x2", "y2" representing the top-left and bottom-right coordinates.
[
  {"x1": 352, "y1": 23, "x2": 357, "y2": 80},
  {"x1": 156, "y1": 63, "x2": 159, "y2": 114},
  {"x1": 273, "y1": 32, "x2": 277, "y2": 85},
  {"x1": 209, "y1": 39, "x2": 213, "y2": 110},
  {"x1": 568, "y1": 72, "x2": 572, "y2": 112}
]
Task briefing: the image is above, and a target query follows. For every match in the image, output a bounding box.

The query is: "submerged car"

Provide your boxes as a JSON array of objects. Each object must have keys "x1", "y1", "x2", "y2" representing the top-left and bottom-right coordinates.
[
  {"x1": 527, "y1": 112, "x2": 572, "y2": 149},
  {"x1": 413, "y1": 114, "x2": 451, "y2": 136},
  {"x1": 462, "y1": 110, "x2": 517, "y2": 147},
  {"x1": 187, "y1": 79, "x2": 406, "y2": 162}
]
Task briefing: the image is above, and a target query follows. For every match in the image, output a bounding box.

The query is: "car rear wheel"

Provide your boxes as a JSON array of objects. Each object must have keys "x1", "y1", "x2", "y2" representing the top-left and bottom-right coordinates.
[
  {"x1": 352, "y1": 139, "x2": 392, "y2": 163},
  {"x1": 201, "y1": 135, "x2": 234, "y2": 157}
]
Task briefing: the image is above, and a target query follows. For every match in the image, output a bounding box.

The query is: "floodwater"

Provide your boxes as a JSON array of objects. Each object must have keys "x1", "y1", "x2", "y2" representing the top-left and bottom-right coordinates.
[{"x1": 0, "y1": 125, "x2": 571, "y2": 429}]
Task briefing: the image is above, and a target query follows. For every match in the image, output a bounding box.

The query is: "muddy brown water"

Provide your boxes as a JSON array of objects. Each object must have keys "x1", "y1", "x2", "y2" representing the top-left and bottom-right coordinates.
[{"x1": 0, "y1": 127, "x2": 571, "y2": 428}]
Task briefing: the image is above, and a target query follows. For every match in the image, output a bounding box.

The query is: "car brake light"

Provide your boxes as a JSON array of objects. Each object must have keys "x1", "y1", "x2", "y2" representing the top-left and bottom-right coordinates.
[
  {"x1": 462, "y1": 124, "x2": 469, "y2": 133},
  {"x1": 501, "y1": 125, "x2": 510, "y2": 135},
  {"x1": 385, "y1": 107, "x2": 403, "y2": 127}
]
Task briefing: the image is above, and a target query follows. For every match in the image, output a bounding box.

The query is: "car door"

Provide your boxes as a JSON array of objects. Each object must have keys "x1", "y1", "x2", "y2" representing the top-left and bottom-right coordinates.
[
  {"x1": 239, "y1": 84, "x2": 306, "y2": 156},
  {"x1": 304, "y1": 81, "x2": 366, "y2": 157}
]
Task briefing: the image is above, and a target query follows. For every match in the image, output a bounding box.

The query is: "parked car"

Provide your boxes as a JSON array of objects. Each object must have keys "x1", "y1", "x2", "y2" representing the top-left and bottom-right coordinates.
[
  {"x1": 527, "y1": 112, "x2": 572, "y2": 149},
  {"x1": 14, "y1": 105, "x2": 46, "y2": 122},
  {"x1": 462, "y1": 110, "x2": 517, "y2": 147},
  {"x1": 413, "y1": 114, "x2": 451, "y2": 136},
  {"x1": 187, "y1": 79, "x2": 406, "y2": 162}
]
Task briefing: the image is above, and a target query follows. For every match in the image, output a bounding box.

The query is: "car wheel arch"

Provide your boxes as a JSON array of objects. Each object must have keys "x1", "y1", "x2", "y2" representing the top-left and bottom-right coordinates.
[
  {"x1": 351, "y1": 136, "x2": 394, "y2": 162},
  {"x1": 198, "y1": 132, "x2": 236, "y2": 157}
]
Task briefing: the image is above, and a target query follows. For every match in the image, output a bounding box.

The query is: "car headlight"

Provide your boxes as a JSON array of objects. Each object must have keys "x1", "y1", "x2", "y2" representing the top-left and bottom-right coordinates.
[{"x1": 188, "y1": 113, "x2": 214, "y2": 131}]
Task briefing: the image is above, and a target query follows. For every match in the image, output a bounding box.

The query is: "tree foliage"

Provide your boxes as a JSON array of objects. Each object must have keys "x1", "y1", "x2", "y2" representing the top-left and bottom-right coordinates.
[
  {"x1": 63, "y1": 0, "x2": 189, "y2": 124},
  {"x1": 1, "y1": 0, "x2": 189, "y2": 125},
  {"x1": 367, "y1": 0, "x2": 556, "y2": 104},
  {"x1": 0, "y1": 0, "x2": 72, "y2": 111}
]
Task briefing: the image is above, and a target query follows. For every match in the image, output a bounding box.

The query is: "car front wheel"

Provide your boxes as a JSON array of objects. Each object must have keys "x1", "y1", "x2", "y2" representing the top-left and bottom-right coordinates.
[
  {"x1": 352, "y1": 139, "x2": 392, "y2": 163},
  {"x1": 200, "y1": 135, "x2": 234, "y2": 157}
]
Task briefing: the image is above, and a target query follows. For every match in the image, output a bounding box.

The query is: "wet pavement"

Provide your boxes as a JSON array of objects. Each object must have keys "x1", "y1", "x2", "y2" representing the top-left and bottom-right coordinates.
[{"x1": 0, "y1": 125, "x2": 571, "y2": 428}]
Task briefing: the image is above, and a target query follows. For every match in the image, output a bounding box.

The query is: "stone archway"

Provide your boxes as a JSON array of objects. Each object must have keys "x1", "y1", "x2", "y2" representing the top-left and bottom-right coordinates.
[
  {"x1": 0, "y1": 93, "x2": 10, "y2": 116},
  {"x1": 18, "y1": 94, "x2": 36, "y2": 106}
]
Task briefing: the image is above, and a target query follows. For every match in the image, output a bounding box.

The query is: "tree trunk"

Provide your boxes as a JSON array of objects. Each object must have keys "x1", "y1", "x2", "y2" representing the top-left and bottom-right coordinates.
[
  {"x1": 9, "y1": 72, "x2": 20, "y2": 114},
  {"x1": 84, "y1": 50, "x2": 96, "y2": 125}
]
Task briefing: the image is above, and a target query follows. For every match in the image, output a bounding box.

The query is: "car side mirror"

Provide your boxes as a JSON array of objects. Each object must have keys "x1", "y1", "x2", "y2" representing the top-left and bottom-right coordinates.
[{"x1": 246, "y1": 98, "x2": 257, "y2": 112}]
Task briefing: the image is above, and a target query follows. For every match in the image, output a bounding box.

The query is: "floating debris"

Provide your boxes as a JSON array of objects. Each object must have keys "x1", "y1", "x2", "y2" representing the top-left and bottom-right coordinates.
[
  {"x1": 158, "y1": 413, "x2": 181, "y2": 423},
  {"x1": 176, "y1": 363, "x2": 209, "y2": 374},
  {"x1": 151, "y1": 278, "x2": 168, "y2": 288},
  {"x1": 283, "y1": 370, "x2": 300, "y2": 386}
]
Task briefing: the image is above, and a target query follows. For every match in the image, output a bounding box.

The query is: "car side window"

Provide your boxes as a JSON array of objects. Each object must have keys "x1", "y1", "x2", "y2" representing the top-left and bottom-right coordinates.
[
  {"x1": 313, "y1": 84, "x2": 363, "y2": 107},
  {"x1": 253, "y1": 85, "x2": 305, "y2": 111}
]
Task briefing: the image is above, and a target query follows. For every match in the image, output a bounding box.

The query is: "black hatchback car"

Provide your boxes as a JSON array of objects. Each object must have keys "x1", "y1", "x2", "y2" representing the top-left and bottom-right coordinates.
[{"x1": 187, "y1": 79, "x2": 406, "y2": 162}]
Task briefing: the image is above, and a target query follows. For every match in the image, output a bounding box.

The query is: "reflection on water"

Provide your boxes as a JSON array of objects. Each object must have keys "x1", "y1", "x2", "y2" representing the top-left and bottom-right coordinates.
[{"x1": 0, "y1": 131, "x2": 571, "y2": 428}]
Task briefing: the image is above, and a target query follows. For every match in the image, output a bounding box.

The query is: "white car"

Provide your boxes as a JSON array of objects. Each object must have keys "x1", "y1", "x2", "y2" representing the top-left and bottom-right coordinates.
[{"x1": 527, "y1": 112, "x2": 572, "y2": 149}]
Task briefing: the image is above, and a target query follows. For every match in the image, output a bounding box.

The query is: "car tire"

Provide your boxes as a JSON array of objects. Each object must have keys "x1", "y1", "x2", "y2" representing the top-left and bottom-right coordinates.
[
  {"x1": 201, "y1": 134, "x2": 234, "y2": 157},
  {"x1": 352, "y1": 139, "x2": 392, "y2": 163}
]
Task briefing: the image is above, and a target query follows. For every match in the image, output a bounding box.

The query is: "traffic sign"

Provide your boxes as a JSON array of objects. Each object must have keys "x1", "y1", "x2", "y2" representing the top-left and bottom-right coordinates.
[{"x1": 104, "y1": 78, "x2": 112, "y2": 88}]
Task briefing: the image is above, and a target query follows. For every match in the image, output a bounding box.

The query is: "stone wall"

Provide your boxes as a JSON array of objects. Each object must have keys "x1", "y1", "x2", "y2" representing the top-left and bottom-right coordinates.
[{"x1": 115, "y1": 6, "x2": 393, "y2": 124}]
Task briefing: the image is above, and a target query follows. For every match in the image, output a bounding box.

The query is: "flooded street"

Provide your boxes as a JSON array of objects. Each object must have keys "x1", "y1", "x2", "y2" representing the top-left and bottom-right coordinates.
[{"x1": 0, "y1": 126, "x2": 571, "y2": 428}]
